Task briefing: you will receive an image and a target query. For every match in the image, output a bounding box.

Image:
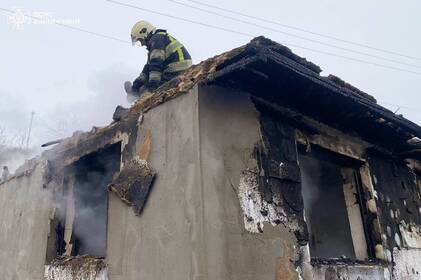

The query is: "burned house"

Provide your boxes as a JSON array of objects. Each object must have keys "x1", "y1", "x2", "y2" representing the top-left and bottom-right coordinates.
[{"x1": 0, "y1": 37, "x2": 421, "y2": 280}]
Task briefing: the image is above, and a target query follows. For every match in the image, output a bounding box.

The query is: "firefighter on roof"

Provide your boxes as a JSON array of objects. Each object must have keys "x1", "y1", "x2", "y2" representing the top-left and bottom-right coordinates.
[{"x1": 129, "y1": 20, "x2": 192, "y2": 95}]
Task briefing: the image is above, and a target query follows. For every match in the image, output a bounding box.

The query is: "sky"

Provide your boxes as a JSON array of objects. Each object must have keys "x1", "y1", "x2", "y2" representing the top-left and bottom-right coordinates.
[{"x1": 0, "y1": 0, "x2": 420, "y2": 148}]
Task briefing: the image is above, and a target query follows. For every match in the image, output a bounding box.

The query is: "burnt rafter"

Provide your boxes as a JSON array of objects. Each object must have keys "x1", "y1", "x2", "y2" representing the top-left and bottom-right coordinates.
[{"x1": 209, "y1": 37, "x2": 421, "y2": 157}]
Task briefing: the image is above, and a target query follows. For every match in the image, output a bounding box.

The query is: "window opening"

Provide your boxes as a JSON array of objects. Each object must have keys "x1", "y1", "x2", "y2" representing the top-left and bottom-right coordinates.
[
  {"x1": 298, "y1": 145, "x2": 368, "y2": 260},
  {"x1": 46, "y1": 143, "x2": 121, "y2": 262}
]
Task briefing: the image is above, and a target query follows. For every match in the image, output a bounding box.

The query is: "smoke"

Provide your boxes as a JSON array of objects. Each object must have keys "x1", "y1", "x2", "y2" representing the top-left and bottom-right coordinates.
[
  {"x1": 0, "y1": 91, "x2": 31, "y2": 143},
  {"x1": 2, "y1": 64, "x2": 133, "y2": 147},
  {"x1": 35, "y1": 66, "x2": 132, "y2": 256},
  {"x1": 299, "y1": 154, "x2": 321, "y2": 233},
  {"x1": 72, "y1": 169, "x2": 111, "y2": 257},
  {"x1": 0, "y1": 64, "x2": 134, "y2": 172},
  {"x1": 0, "y1": 146, "x2": 37, "y2": 174},
  {"x1": 38, "y1": 64, "x2": 132, "y2": 144},
  {"x1": 54, "y1": 143, "x2": 121, "y2": 257}
]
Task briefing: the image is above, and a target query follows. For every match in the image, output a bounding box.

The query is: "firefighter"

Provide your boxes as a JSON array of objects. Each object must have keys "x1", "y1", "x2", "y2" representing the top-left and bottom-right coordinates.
[{"x1": 130, "y1": 20, "x2": 192, "y2": 94}]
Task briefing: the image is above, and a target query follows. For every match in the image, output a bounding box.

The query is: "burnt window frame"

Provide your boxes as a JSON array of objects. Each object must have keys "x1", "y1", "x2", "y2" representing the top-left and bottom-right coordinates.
[
  {"x1": 298, "y1": 144, "x2": 376, "y2": 263},
  {"x1": 45, "y1": 143, "x2": 122, "y2": 263}
]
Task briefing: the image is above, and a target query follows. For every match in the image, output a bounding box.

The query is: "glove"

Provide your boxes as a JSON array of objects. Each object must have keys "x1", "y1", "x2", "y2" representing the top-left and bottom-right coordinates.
[{"x1": 132, "y1": 77, "x2": 144, "y2": 92}]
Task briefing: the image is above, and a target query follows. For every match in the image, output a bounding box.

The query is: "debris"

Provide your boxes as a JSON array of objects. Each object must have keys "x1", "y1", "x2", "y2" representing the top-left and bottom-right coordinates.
[
  {"x1": 44, "y1": 255, "x2": 107, "y2": 280},
  {"x1": 42, "y1": 139, "x2": 64, "y2": 148},
  {"x1": 112, "y1": 105, "x2": 130, "y2": 122},
  {"x1": 108, "y1": 156, "x2": 156, "y2": 216}
]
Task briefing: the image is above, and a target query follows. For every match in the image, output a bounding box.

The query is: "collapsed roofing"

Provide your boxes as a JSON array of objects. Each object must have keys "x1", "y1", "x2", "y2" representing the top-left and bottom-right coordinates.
[{"x1": 41, "y1": 36, "x2": 421, "y2": 165}]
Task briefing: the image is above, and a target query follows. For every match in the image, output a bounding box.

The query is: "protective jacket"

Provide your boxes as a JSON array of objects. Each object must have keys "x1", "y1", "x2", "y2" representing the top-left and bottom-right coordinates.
[{"x1": 135, "y1": 29, "x2": 192, "y2": 90}]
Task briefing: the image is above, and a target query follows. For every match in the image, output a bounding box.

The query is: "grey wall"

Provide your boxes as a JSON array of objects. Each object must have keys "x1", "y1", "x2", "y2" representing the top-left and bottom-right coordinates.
[
  {"x1": 106, "y1": 85, "x2": 298, "y2": 280},
  {"x1": 0, "y1": 84, "x2": 298, "y2": 280},
  {"x1": 0, "y1": 165, "x2": 52, "y2": 280},
  {"x1": 197, "y1": 85, "x2": 298, "y2": 280},
  {"x1": 107, "y1": 86, "x2": 203, "y2": 280},
  {"x1": 3, "y1": 84, "x2": 417, "y2": 280}
]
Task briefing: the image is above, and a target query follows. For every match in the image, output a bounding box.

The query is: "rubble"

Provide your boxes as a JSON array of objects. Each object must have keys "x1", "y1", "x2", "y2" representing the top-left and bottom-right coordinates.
[
  {"x1": 44, "y1": 256, "x2": 107, "y2": 280},
  {"x1": 112, "y1": 105, "x2": 130, "y2": 122}
]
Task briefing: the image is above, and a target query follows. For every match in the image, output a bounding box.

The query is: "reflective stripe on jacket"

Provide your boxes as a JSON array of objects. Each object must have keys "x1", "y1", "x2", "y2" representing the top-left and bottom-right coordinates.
[{"x1": 141, "y1": 29, "x2": 192, "y2": 84}]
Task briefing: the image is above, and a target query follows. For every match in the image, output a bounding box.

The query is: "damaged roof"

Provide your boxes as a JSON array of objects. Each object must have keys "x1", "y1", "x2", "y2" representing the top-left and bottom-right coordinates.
[
  {"x1": 44, "y1": 36, "x2": 421, "y2": 163},
  {"x1": 130, "y1": 36, "x2": 421, "y2": 157}
]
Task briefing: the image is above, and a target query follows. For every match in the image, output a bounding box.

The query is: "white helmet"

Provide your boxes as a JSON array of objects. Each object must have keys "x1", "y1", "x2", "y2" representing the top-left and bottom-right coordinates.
[{"x1": 131, "y1": 20, "x2": 156, "y2": 46}]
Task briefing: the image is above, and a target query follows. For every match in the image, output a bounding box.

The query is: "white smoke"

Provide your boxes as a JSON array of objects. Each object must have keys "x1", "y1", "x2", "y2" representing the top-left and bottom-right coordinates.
[
  {"x1": 38, "y1": 64, "x2": 132, "y2": 144},
  {"x1": 0, "y1": 64, "x2": 133, "y2": 172}
]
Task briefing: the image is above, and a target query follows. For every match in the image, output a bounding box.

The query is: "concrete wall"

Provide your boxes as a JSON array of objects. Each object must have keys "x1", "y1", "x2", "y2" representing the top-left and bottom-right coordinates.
[
  {"x1": 198, "y1": 85, "x2": 298, "y2": 280},
  {"x1": 107, "y1": 86, "x2": 203, "y2": 280},
  {"x1": 103, "y1": 84, "x2": 421, "y2": 280},
  {"x1": 106, "y1": 85, "x2": 298, "y2": 280},
  {"x1": 0, "y1": 85, "x2": 299, "y2": 279},
  {"x1": 1, "y1": 85, "x2": 419, "y2": 280},
  {"x1": 0, "y1": 164, "x2": 52, "y2": 280}
]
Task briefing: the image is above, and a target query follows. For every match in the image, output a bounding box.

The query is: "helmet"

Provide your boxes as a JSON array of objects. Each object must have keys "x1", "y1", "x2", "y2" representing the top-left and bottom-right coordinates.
[{"x1": 131, "y1": 20, "x2": 156, "y2": 46}]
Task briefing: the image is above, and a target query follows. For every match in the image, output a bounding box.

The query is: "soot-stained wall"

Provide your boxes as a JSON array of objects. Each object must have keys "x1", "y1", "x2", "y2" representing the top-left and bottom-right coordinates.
[
  {"x1": 368, "y1": 151, "x2": 421, "y2": 252},
  {"x1": 198, "y1": 85, "x2": 300, "y2": 280},
  {"x1": 252, "y1": 102, "x2": 308, "y2": 245},
  {"x1": 247, "y1": 96, "x2": 421, "y2": 279}
]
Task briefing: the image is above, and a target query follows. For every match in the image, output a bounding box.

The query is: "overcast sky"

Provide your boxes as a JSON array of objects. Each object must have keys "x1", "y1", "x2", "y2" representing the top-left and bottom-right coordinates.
[{"x1": 1, "y1": 0, "x2": 420, "y2": 148}]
